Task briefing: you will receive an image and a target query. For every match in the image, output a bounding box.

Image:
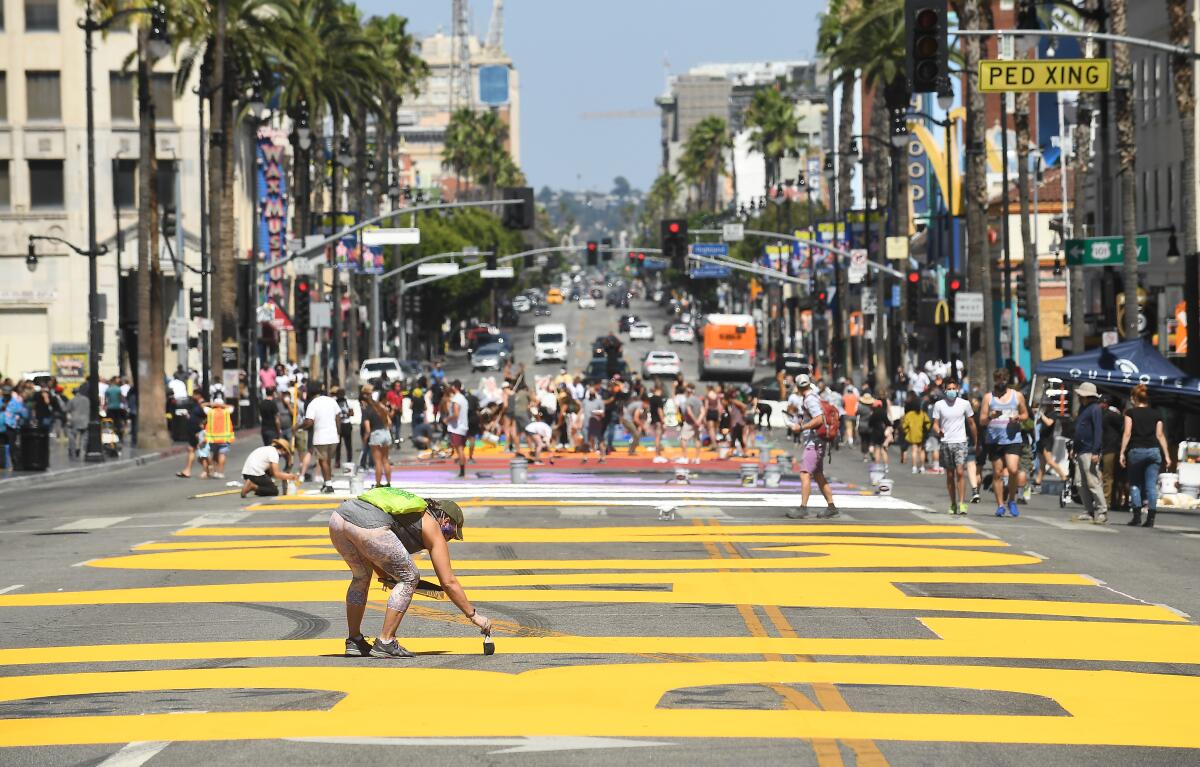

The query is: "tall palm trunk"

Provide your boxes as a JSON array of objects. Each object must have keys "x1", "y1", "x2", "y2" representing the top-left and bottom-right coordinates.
[
  {"x1": 347, "y1": 105, "x2": 367, "y2": 383},
  {"x1": 136, "y1": 27, "x2": 168, "y2": 449},
  {"x1": 837, "y1": 70, "x2": 854, "y2": 379},
  {"x1": 1071, "y1": 96, "x2": 1095, "y2": 355},
  {"x1": 220, "y1": 79, "x2": 236, "y2": 361},
  {"x1": 963, "y1": 0, "x2": 996, "y2": 381},
  {"x1": 1015, "y1": 91, "x2": 1041, "y2": 368},
  {"x1": 209, "y1": 5, "x2": 227, "y2": 384},
  {"x1": 1168, "y1": 0, "x2": 1197, "y2": 371},
  {"x1": 330, "y1": 112, "x2": 344, "y2": 384},
  {"x1": 870, "y1": 89, "x2": 890, "y2": 397},
  {"x1": 1111, "y1": 0, "x2": 1140, "y2": 339}
]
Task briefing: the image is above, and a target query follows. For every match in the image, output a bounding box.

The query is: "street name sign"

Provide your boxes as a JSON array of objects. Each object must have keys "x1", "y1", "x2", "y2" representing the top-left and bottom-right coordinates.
[
  {"x1": 362, "y1": 228, "x2": 420, "y2": 246},
  {"x1": 1065, "y1": 235, "x2": 1149, "y2": 267},
  {"x1": 689, "y1": 264, "x2": 732, "y2": 280},
  {"x1": 417, "y1": 263, "x2": 460, "y2": 277},
  {"x1": 955, "y1": 292, "x2": 985, "y2": 323},
  {"x1": 481, "y1": 267, "x2": 515, "y2": 279},
  {"x1": 979, "y1": 58, "x2": 1111, "y2": 93},
  {"x1": 722, "y1": 223, "x2": 745, "y2": 242},
  {"x1": 691, "y1": 243, "x2": 729, "y2": 257}
]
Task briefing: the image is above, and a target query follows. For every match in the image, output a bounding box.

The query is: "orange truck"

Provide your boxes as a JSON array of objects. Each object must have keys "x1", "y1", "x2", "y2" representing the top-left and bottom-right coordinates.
[{"x1": 700, "y1": 314, "x2": 757, "y2": 382}]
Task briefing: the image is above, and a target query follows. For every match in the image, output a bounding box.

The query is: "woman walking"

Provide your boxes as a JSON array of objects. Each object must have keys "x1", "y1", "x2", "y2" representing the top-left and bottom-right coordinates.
[
  {"x1": 360, "y1": 385, "x2": 393, "y2": 487},
  {"x1": 704, "y1": 384, "x2": 723, "y2": 450},
  {"x1": 1119, "y1": 384, "x2": 1172, "y2": 527}
]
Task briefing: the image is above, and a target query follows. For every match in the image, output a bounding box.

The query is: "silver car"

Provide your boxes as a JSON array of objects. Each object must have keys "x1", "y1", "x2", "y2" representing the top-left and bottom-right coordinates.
[{"x1": 471, "y1": 342, "x2": 510, "y2": 372}]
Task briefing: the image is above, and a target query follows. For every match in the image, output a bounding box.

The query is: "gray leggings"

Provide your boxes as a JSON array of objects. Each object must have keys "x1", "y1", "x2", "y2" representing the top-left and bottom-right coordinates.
[{"x1": 328, "y1": 511, "x2": 420, "y2": 613}]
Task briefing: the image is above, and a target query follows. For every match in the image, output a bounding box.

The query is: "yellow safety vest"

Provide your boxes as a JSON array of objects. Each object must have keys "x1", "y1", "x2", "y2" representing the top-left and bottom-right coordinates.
[{"x1": 207, "y1": 407, "x2": 234, "y2": 444}]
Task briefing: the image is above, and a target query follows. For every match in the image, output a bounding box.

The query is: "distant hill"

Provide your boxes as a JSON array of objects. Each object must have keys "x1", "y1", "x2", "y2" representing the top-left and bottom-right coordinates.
[{"x1": 538, "y1": 178, "x2": 646, "y2": 243}]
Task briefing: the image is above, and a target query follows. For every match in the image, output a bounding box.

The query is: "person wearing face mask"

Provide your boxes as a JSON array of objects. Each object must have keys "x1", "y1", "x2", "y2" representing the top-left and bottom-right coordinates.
[
  {"x1": 980, "y1": 368, "x2": 1030, "y2": 517},
  {"x1": 328, "y1": 487, "x2": 491, "y2": 658},
  {"x1": 932, "y1": 379, "x2": 978, "y2": 515}
]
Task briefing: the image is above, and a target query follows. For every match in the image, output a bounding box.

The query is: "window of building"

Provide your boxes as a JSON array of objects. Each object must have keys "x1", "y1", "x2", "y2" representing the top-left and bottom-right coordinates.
[
  {"x1": 1154, "y1": 56, "x2": 1162, "y2": 119},
  {"x1": 110, "y1": 72, "x2": 134, "y2": 121},
  {"x1": 1167, "y1": 165, "x2": 1174, "y2": 227},
  {"x1": 0, "y1": 161, "x2": 10, "y2": 210},
  {"x1": 24, "y1": 0, "x2": 57, "y2": 31},
  {"x1": 25, "y1": 71, "x2": 61, "y2": 121},
  {"x1": 151, "y1": 73, "x2": 174, "y2": 122},
  {"x1": 0, "y1": 72, "x2": 6, "y2": 121},
  {"x1": 1138, "y1": 171, "x2": 1146, "y2": 228},
  {"x1": 1153, "y1": 167, "x2": 1160, "y2": 227},
  {"x1": 29, "y1": 159, "x2": 64, "y2": 208},
  {"x1": 113, "y1": 159, "x2": 136, "y2": 209}
]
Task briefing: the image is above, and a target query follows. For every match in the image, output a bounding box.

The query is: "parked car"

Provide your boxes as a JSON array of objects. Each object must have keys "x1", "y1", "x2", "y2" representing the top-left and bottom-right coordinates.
[
  {"x1": 358, "y1": 357, "x2": 403, "y2": 383},
  {"x1": 629, "y1": 321, "x2": 654, "y2": 341},
  {"x1": 642, "y1": 350, "x2": 681, "y2": 378},
  {"x1": 512, "y1": 295, "x2": 532, "y2": 313},
  {"x1": 618, "y1": 314, "x2": 640, "y2": 332},
  {"x1": 668, "y1": 323, "x2": 696, "y2": 344},
  {"x1": 578, "y1": 296, "x2": 597, "y2": 309},
  {"x1": 471, "y1": 343, "x2": 510, "y2": 372}
]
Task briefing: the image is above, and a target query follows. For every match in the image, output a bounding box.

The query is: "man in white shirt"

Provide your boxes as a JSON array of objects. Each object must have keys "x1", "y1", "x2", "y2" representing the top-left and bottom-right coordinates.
[
  {"x1": 239, "y1": 439, "x2": 297, "y2": 497},
  {"x1": 932, "y1": 378, "x2": 978, "y2": 515},
  {"x1": 446, "y1": 380, "x2": 470, "y2": 478},
  {"x1": 301, "y1": 384, "x2": 342, "y2": 494}
]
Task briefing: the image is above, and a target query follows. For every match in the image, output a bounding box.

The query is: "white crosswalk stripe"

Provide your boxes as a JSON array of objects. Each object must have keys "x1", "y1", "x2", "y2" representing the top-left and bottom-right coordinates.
[
  {"x1": 54, "y1": 517, "x2": 131, "y2": 531},
  {"x1": 1024, "y1": 514, "x2": 1119, "y2": 533},
  {"x1": 183, "y1": 512, "x2": 251, "y2": 528}
]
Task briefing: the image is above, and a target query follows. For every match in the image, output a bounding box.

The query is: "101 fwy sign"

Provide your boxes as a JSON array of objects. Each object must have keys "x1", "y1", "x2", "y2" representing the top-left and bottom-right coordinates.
[{"x1": 980, "y1": 58, "x2": 1111, "y2": 92}]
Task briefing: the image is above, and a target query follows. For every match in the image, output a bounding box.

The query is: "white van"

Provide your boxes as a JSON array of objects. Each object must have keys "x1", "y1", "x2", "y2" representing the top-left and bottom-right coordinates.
[{"x1": 533, "y1": 323, "x2": 568, "y2": 364}]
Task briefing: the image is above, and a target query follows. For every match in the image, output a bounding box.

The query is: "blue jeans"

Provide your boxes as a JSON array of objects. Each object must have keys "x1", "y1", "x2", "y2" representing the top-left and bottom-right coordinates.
[{"x1": 1126, "y1": 447, "x2": 1162, "y2": 512}]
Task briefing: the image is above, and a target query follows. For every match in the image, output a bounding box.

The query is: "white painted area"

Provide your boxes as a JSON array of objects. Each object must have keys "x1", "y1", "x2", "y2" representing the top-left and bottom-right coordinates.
[
  {"x1": 1025, "y1": 514, "x2": 1118, "y2": 533},
  {"x1": 559, "y1": 508, "x2": 608, "y2": 518},
  {"x1": 0, "y1": 585, "x2": 23, "y2": 595},
  {"x1": 670, "y1": 507, "x2": 733, "y2": 520},
  {"x1": 307, "y1": 511, "x2": 334, "y2": 523},
  {"x1": 54, "y1": 517, "x2": 131, "y2": 531},
  {"x1": 462, "y1": 507, "x2": 489, "y2": 520},
  {"x1": 97, "y1": 741, "x2": 171, "y2": 767},
  {"x1": 184, "y1": 512, "x2": 250, "y2": 528},
  {"x1": 289, "y1": 736, "x2": 668, "y2": 753}
]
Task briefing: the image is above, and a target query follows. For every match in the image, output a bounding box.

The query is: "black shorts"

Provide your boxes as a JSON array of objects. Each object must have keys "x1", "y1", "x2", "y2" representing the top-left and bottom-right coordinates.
[
  {"x1": 243, "y1": 473, "x2": 278, "y2": 496},
  {"x1": 986, "y1": 443, "x2": 1023, "y2": 462}
]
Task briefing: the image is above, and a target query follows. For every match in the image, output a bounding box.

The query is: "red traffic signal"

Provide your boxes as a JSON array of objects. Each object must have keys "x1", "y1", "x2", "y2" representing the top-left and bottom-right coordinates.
[
  {"x1": 297, "y1": 279, "x2": 309, "y2": 293},
  {"x1": 637, "y1": 252, "x2": 645, "y2": 261},
  {"x1": 587, "y1": 242, "x2": 597, "y2": 252},
  {"x1": 907, "y1": 271, "x2": 920, "y2": 284},
  {"x1": 668, "y1": 222, "x2": 681, "y2": 234},
  {"x1": 948, "y1": 276, "x2": 962, "y2": 291}
]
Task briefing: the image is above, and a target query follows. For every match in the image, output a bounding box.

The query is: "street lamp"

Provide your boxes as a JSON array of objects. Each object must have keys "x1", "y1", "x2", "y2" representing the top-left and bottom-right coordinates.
[
  {"x1": 77, "y1": 0, "x2": 169, "y2": 462},
  {"x1": 26, "y1": 240, "x2": 38, "y2": 273}
]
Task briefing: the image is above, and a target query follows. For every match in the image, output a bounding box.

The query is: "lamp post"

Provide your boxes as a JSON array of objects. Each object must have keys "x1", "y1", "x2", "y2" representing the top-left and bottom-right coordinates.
[{"x1": 77, "y1": 1, "x2": 168, "y2": 462}]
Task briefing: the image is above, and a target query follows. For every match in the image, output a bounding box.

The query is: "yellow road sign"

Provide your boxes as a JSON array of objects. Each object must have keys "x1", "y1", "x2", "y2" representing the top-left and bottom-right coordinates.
[{"x1": 979, "y1": 58, "x2": 1111, "y2": 93}]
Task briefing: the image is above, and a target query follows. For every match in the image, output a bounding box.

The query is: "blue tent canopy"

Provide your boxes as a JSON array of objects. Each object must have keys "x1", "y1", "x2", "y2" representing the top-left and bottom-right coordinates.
[{"x1": 1035, "y1": 339, "x2": 1200, "y2": 398}]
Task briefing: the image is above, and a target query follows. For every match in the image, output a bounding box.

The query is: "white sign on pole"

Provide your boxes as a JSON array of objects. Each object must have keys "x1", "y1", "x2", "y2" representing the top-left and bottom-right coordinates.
[
  {"x1": 848, "y1": 248, "x2": 868, "y2": 284},
  {"x1": 462, "y1": 245, "x2": 480, "y2": 255},
  {"x1": 861, "y1": 289, "x2": 878, "y2": 315},
  {"x1": 481, "y1": 267, "x2": 515, "y2": 279},
  {"x1": 417, "y1": 263, "x2": 460, "y2": 277},
  {"x1": 954, "y1": 292, "x2": 985, "y2": 323},
  {"x1": 255, "y1": 303, "x2": 275, "y2": 323},
  {"x1": 362, "y1": 228, "x2": 421, "y2": 246},
  {"x1": 167, "y1": 317, "x2": 188, "y2": 343},
  {"x1": 309, "y1": 301, "x2": 331, "y2": 329},
  {"x1": 722, "y1": 222, "x2": 745, "y2": 242},
  {"x1": 885, "y1": 236, "x2": 908, "y2": 261},
  {"x1": 196, "y1": 318, "x2": 214, "y2": 332}
]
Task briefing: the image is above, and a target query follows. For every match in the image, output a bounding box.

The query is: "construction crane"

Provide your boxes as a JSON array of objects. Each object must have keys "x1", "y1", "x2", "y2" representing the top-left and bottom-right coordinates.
[
  {"x1": 485, "y1": 0, "x2": 503, "y2": 52},
  {"x1": 449, "y1": 0, "x2": 472, "y2": 112}
]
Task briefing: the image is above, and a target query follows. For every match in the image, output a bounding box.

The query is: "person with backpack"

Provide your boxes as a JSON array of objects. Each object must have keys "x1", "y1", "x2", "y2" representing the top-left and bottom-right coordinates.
[
  {"x1": 328, "y1": 487, "x2": 492, "y2": 658},
  {"x1": 785, "y1": 375, "x2": 839, "y2": 520}
]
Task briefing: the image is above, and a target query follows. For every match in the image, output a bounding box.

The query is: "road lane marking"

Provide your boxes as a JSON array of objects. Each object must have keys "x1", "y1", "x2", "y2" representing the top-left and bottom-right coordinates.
[
  {"x1": 0, "y1": 585, "x2": 22, "y2": 595},
  {"x1": 289, "y1": 736, "x2": 669, "y2": 753},
  {"x1": 97, "y1": 740, "x2": 170, "y2": 767},
  {"x1": 1025, "y1": 514, "x2": 1118, "y2": 533},
  {"x1": 54, "y1": 517, "x2": 131, "y2": 531},
  {"x1": 183, "y1": 512, "x2": 250, "y2": 528},
  {"x1": 308, "y1": 511, "x2": 333, "y2": 522},
  {"x1": 175, "y1": 523, "x2": 983, "y2": 539}
]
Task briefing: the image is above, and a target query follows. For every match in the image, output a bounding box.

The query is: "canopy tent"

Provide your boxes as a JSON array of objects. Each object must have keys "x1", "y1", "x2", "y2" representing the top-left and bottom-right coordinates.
[{"x1": 1034, "y1": 339, "x2": 1200, "y2": 401}]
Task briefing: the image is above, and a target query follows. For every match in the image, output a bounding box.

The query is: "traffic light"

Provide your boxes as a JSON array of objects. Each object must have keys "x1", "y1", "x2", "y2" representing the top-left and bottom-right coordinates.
[
  {"x1": 586, "y1": 241, "x2": 598, "y2": 266},
  {"x1": 502, "y1": 186, "x2": 535, "y2": 230},
  {"x1": 662, "y1": 218, "x2": 688, "y2": 270},
  {"x1": 906, "y1": 269, "x2": 921, "y2": 322},
  {"x1": 946, "y1": 273, "x2": 962, "y2": 301},
  {"x1": 884, "y1": 74, "x2": 911, "y2": 148},
  {"x1": 293, "y1": 279, "x2": 310, "y2": 353},
  {"x1": 905, "y1": 0, "x2": 948, "y2": 94},
  {"x1": 601, "y1": 237, "x2": 613, "y2": 262},
  {"x1": 189, "y1": 288, "x2": 204, "y2": 319},
  {"x1": 1015, "y1": 273, "x2": 1029, "y2": 320},
  {"x1": 486, "y1": 251, "x2": 498, "y2": 270},
  {"x1": 814, "y1": 280, "x2": 828, "y2": 312},
  {"x1": 161, "y1": 205, "x2": 177, "y2": 239}
]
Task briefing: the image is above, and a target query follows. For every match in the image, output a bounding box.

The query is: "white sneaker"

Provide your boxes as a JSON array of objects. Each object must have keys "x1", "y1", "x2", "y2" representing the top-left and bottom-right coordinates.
[
  {"x1": 911, "y1": 466, "x2": 918, "y2": 475},
  {"x1": 653, "y1": 456, "x2": 668, "y2": 464},
  {"x1": 674, "y1": 457, "x2": 689, "y2": 464},
  {"x1": 692, "y1": 458, "x2": 701, "y2": 465}
]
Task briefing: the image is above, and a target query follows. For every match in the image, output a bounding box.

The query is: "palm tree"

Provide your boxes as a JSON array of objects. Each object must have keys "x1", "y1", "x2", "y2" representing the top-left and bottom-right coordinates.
[
  {"x1": 1110, "y1": 0, "x2": 1140, "y2": 339},
  {"x1": 1015, "y1": 89, "x2": 1041, "y2": 368},
  {"x1": 743, "y1": 85, "x2": 804, "y2": 197},
  {"x1": 647, "y1": 172, "x2": 681, "y2": 220},
  {"x1": 1168, "y1": 0, "x2": 1196, "y2": 358},
  {"x1": 680, "y1": 116, "x2": 731, "y2": 212}
]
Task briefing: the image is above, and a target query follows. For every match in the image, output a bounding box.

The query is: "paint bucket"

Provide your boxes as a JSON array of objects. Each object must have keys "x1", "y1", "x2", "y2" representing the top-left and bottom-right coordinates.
[
  {"x1": 868, "y1": 462, "x2": 888, "y2": 486},
  {"x1": 348, "y1": 473, "x2": 363, "y2": 496},
  {"x1": 740, "y1": 464, "x2": 758, "y2": 488},
  {"x1": 876, "y1": 479, "x2": 893, "y2": 496},
  {"x1": 718, "y1": 444, "x2": 730, "y2": 460},
  {"x1": 764, "y1": 463, "x2": 782, "y2": 487},
  {"x1": 1159, "y1": 473, "x2": 1179, "y2": 496},
  {"x1": 510, "y1": 458, "x2": 528, "y2": 484}
]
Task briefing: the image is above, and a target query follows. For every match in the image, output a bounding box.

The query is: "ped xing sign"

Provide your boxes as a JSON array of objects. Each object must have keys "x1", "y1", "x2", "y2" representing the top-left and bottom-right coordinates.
[
  {"x1": 979, "y1": 58, "x2": 1111, "y2": 93},
  {"x1": 1065, "y1": 236, "x2": 1149, "y2": 267},
  {"x1": 362, "y1": 228, "x2": 421, "y2": 246}
]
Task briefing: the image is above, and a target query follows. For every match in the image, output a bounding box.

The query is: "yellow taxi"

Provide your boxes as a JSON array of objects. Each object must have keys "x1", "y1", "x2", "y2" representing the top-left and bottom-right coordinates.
[{"x1": 546, "y1": 288, "x2": 564, "y2": 305}]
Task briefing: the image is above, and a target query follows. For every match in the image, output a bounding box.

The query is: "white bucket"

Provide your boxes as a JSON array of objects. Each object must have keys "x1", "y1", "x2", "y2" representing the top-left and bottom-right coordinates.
[
  {"x1": 510, "y1": 458, "x2": 528, "y2": 484},
  {"x1": 868, "y1": 462, "x2": 888, "y2": 486},
  {"x1": 764, "y1": 464, "x2": 782, "y2": 487},
  {"x1": 740, "y1": 464, "x2": 758, "y2": 487},
  {"x1": 348, "y1": 473, "x2": 363, "y2": 495},
  {"x1": 718, "y1": 444, "x2": 730, "y2": 460},
  {"x1": 876, "y1": 479, "x2": 893, "y2": 496},
  {"x1": 1159, "y1": 473, "x2": 1179, "y2": 496}
]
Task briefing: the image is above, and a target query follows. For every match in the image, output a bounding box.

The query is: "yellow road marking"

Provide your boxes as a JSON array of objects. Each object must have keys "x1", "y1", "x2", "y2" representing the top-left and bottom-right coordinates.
[
  {"x1": 191, "y1": 489, "x2": 243, "y2": 499},
  {"x1": 175, "y1": 524, "x2": 983, "y2": 540}
]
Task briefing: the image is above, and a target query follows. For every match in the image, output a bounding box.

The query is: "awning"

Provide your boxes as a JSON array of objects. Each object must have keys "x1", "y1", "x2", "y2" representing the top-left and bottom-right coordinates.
[{"x1": 1035, "y1": 339, "x2": 1200, "y2": 398}]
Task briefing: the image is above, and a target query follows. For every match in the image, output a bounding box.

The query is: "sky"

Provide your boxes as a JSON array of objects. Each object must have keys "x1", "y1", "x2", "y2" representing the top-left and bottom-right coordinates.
[{"x1": 359, "y1": 0, "x2": 827, "y2": 193}]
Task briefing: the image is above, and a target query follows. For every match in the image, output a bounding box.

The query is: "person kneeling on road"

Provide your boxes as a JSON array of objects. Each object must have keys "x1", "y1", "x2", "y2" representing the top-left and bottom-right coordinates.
[
  {"x1": 328, "y1": 486, "x2": 492, "y2": 658},
  {"x1": 239, "y1": 439, "x2": 297, "y2": 497}
]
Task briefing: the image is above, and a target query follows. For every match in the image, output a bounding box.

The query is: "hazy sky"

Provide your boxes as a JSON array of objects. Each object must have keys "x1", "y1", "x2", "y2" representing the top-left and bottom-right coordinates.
[{"x1": 359, "y1": 1, "x2": 827, "y2": 193}]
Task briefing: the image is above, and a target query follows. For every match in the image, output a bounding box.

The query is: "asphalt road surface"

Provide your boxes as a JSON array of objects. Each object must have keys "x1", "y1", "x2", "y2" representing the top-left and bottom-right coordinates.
[{"x1": 1, "y1": 298, "x2": 1199, "y2": 766}]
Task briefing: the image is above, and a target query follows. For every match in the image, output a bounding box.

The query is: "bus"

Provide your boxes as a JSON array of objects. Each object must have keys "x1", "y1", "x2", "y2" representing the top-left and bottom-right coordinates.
[{"x1": 699, "y1": 314, "x2": 757, "y2": 382}]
